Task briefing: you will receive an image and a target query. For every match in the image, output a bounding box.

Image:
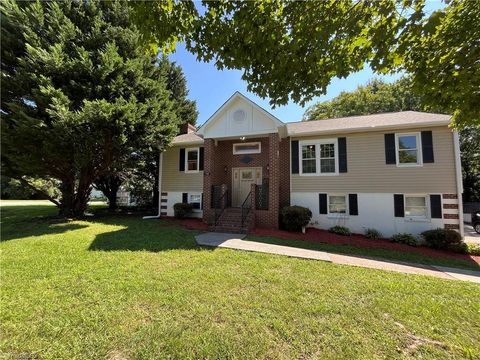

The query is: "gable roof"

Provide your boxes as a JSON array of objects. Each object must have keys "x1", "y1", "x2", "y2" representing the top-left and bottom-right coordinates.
[
  {"x1": 287, "y1": 111, "x2": 452, "y2": 137},
  {"x1": 196, "y1": 92, "x2": 284, "y2": 136}
]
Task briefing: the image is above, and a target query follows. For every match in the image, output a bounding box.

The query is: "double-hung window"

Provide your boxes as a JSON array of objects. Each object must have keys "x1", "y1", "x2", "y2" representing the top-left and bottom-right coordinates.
[
  {"x1": 301, "y1": 144, "x2": 317, "y2": 174},
  {"x1": 300, "y1": 139, "x2": 338, "y2": 175},
  {"x1": 328, "y1": 195, "x2": 347, "y2": 215},
  {"x1": 185, "y1": 148, "x2": 199, "y2": 172},
  {"x1": 405, "y1": 195, "x2": 428, "y2": 218},
  {"x1": 396, "y1": 133, "x2": 422, "y2": 166}
]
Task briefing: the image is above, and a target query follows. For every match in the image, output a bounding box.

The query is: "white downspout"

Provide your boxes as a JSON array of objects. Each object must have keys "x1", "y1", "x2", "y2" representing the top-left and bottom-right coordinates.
[
  {"x1": 453, "y1": 131, "x2": 464, "y2": 238},
  {"x1": 143, "y1": 150, "x2": 163, "y2": 219}
]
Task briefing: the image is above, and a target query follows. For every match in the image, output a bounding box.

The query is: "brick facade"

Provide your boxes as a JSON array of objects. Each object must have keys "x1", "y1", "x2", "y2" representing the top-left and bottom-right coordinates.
[
  {"x1": 442, "y1": 193, "x2": 458, "y2": 199},
  {"x1": 202, "y1": 134, "x2": 284, "y2": 229}
]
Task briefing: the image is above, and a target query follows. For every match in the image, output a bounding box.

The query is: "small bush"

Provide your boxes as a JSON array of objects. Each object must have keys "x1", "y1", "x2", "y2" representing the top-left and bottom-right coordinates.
[
  {"x1": 421, "y1": 228, "x2": 462, "y2": 250},
  {"x1": 280, "y1": 206, "x2": 312, "y2": 231},
  {"x1": 467, "y1": 243, "x2": 480, "y2": 256},
  {"x1": 364, "y1": 228, "x2": 382, "y2": 240},
  {"x1": 173, "y1": 203, "x2": 194, "y2": 219},
  {"x1": 390, "y1": 233, "x2": 417, "y2": 246},
  {"x1": 329, "y1": 225, "x2": 351, "y2": 236}
]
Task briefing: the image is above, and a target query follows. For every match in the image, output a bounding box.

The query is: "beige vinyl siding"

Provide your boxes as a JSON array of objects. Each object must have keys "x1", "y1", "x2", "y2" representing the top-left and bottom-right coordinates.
[
  {"x1": 291, "y1": 126, "x2": 457, "y2": 193},
  {"x1": 162, "y1": 146, "x2": 203, "y2": 192}
]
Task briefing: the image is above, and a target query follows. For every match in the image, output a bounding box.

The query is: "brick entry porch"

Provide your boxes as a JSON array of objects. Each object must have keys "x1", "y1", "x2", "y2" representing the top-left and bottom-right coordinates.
[{"x1": 202, "y1": 133, "x2": 290, "y2": 232}]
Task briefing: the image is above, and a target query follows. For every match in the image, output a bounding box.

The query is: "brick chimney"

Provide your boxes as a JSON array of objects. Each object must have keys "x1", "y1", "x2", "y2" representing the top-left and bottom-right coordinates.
[{"x1": 179, "y1": 123, "x2": 197, "y2": 134}]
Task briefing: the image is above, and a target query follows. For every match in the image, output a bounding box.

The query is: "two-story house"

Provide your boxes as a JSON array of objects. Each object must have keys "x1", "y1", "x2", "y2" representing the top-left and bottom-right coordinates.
[{"x1": 157, "y1": 92, "x2": 463, "y2": 237}]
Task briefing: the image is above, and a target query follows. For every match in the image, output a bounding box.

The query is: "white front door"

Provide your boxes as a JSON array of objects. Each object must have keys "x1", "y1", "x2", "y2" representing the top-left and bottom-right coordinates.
[{"x1": 232, "y1": 167, "x2": 262, "y2": 207}]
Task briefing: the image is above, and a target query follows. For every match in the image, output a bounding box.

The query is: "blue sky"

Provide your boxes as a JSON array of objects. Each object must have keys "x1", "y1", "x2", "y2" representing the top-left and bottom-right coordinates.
[{"x1": 169, "y1": 1, "x2": 445, "y2": 125}]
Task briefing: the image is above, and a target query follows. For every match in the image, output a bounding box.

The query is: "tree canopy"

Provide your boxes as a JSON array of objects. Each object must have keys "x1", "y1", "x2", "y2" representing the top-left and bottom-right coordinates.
[
  {"x1": 1, "y1": 0, "x2": 187, "y2": 216},
  {"x1": 132, "y1": 0, "x2": 479, "y2": 128},
  {"x1": 303, "y1": 77, "x2": 430, "y2": 121}
]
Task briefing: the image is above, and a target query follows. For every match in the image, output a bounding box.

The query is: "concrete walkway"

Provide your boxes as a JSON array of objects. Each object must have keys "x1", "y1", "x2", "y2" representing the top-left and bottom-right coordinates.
[{"x1": 195, "y1": 232, "x2": 480, "y2": 284}]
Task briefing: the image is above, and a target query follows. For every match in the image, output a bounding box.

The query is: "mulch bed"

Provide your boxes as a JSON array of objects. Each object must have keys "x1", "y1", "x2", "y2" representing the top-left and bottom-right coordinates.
[
  {"x1": 251, "y1": 227, "x2": 480, "y2": 265},
  {"x1": 163, "y1": 217, "x2": 209, "y2": 231},
  {"x1": 167, "y1": 217, "x2": 479, "y2": 265}
]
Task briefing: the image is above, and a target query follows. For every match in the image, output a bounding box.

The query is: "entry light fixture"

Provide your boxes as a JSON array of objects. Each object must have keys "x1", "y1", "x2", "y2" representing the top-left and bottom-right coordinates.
[{"x1": 239, "y1": 136, "x2": 246, "y2": 141}]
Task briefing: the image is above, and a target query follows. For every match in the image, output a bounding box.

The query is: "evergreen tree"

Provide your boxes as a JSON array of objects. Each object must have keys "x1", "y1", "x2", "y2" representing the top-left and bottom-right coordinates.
[{"x1": 1, "y1": 0, "x2": 179, "y2": 217}]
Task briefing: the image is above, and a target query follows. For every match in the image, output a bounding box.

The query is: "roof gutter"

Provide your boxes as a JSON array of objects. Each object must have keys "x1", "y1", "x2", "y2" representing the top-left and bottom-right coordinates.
[{"x1": 287, "y1": 120, "x2": 452, "y2": 138}]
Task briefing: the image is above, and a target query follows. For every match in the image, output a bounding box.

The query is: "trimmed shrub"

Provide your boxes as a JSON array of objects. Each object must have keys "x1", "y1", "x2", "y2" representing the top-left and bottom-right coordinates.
[
  {"x1": 173, "y1": 203, "x2": 193, "y2": 219},
  {"x1": 364, "y1": 228, "x2": 382, "y2": 240},
  {"x1": 390, "y1": 233, "x2": 417, "y2": 246},
  {"x1": 329, "y1": 225, "x2": 351, "y2": 236},
  {"x1": 421, "y1": 228, "x2": 462, "y2": 250},
  {"x1": 467, "y1": 244, "x2": 480, "y2": 256},
  {"x1": 280, "y1": 206, "x2": 312, "y2": 231}
]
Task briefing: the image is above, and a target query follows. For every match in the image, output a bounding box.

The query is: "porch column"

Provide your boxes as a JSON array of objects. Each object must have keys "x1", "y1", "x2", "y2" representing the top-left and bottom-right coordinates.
[
  {"x1": 202, "y1": 138, "x2": 215, "y2": 224},
  {"x1": 268, "y1": 133, "x2": 280, "y2": 228}
]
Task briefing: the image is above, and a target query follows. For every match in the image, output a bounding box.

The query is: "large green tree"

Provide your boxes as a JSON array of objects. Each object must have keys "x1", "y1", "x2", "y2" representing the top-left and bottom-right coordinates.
[
  {"x1": 1, "y1": 0, "x2": 180, "y2": 217},
  {"x1": 132, "y1": 0, "x2": 479, "y2": 128},
  {"x1": 303, "y1": 77, "x2": 429, "y2": 121}
]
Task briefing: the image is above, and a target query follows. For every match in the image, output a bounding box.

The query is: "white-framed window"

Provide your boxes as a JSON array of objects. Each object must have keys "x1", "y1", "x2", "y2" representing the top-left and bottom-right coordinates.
[
  {"x1": 299, "y1": 139, "x2": 338, "y2": 175},
  {"x1": 185, "y1": 147, "x2": 199, "y2": 172},
  {"x1": 233, "y1": 142, "x2": 261, "y2": 155},
  {"x1": 328, "y1": 194, "x2": 348, "y2": 215},
  {"x1": 301, "y1": 144, "x2": 317, "y2": 174},
  {"x1": 189, "y1": 194, "x2": 202, "y2": 210},
  {"x1": 396, "y1": 133, "x2": 422, "y2": 166},
  {"x1": 404, "y1": 195, "x2": 428, "y2": 219}
]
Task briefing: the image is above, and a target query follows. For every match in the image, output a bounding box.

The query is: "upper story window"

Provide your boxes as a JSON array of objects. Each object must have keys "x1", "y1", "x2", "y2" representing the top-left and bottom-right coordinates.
[
  {"x1": 300, "y1": 139, "x2": 338, "y2": 175},
  {"x1": 405, "y1": 195, "x2": 428, "y2": 218},
  {"x1": 185, "y1": 148, "x2": 199, "y2": 172},
  {"x1": 301, "y1": 144, "x2": 316, "y2": 173},
  {"x1": 233, "y1": 142, "x2": 261, "y2": 155},
  {"x1": 396, "y1": 133, "x2": 422, "y2": 166}
]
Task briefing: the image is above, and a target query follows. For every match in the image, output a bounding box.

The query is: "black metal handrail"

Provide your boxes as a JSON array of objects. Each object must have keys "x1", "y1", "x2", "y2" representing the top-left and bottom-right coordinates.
[
  {"x1": 241, "y1": 190, "x2": 252, "y2": 229},
  {"x1": 214, "y1": 189, "x2": 229, "y2": 226}
]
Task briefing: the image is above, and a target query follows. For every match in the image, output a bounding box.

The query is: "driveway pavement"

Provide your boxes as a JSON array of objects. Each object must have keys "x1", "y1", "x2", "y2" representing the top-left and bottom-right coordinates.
[
  {"x1": 195, "y1": 232, "x2": 480, "y2": 283},
  {"x1": 464, "y1": 224, "x2": 480, "y2": 245}
]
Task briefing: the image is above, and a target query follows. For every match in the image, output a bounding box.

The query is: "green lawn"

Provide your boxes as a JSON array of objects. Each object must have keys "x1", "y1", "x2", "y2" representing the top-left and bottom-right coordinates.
[
  {"x1": 1, "y1": 203, "x2": 479, "y2": 359},
  {"x1": 246, "y1": 235, "x2": 480, "y2": 271}
]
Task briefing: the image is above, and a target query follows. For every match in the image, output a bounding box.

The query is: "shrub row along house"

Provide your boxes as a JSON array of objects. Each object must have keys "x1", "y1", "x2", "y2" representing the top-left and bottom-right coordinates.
[{"x1": 158, "y1": 92, "x2": 463, "y2": 237}]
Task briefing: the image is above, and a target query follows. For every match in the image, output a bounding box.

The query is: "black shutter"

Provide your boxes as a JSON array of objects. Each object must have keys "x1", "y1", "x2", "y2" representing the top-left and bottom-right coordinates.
[
  {"x1": 199, "y1": 147, "x2": 204, "y2": 171},
  {"x1": 182, "y1": 192, "x2": 188, "y2": 203},
  {"x1": 430, "y1": 194, "x2": 442, "y2": 218},
  {"x1": 349, "y1": 194, "x2": 358, "y2": 215},
  {"x1": 179, "y1": 148, "x2": 185, "y2": 171},
  {"x1": 384, "y1": 134, "x2": 396, "y2": 164},
  {"x1": 291, "y1": 140, "x2": 299, "y2": 174},
  {"x1": 338, "y1": 137, "x2": 347, "y2": 173},
  {"x1": 201, "y1": 193, "x2": 203, "y2": 210},
  {"x1": 319, "y1": 193, "x2": 328, "y2": 214},
  {"x1": 394, "y1": 194, "x2": 404, "y2": 217},
  {"x1": 421, "y1": 131, "x2": 434, "y2": 163}
]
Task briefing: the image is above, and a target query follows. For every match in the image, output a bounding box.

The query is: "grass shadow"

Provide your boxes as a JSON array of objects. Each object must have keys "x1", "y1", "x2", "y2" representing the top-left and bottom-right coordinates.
[
  {"x1": 88, "y1": 213, "x2": 207, "y2": 252},
  {"x1": 1, "y1": 205, "x2": 89, "y2": 242}
]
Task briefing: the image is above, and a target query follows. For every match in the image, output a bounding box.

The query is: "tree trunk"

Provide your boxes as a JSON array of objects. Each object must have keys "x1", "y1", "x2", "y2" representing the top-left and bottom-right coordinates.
[
  {"x1": 58, "y1": 180, "x2": 90, "y2": 218},
  {"x1": 94, "y1": 173, "x2": 122, "y2": 211}
]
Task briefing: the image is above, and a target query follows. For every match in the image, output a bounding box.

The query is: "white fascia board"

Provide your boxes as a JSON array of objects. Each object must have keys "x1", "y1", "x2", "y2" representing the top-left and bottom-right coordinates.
[{"x1": 287, "y1": 120, "x2": 452, "y2": 138}]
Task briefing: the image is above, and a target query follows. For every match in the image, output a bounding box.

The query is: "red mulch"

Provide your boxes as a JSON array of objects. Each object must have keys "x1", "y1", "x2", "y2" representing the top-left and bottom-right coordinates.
[
  {"x1": 165, "y1": 217, "x2": 479, "y2": 265},
  {"x1": 251, "y1": 227, "x2": 480, "y2": 265},
  {"x1": 162, "y1": 217, "x2": 209, "y2": 231}
]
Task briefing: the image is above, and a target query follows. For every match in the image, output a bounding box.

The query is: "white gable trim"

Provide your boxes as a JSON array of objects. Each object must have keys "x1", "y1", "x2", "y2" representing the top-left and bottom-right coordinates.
[{"x1": 196, "y1": 92, "x2": 284, "y2": 137}]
